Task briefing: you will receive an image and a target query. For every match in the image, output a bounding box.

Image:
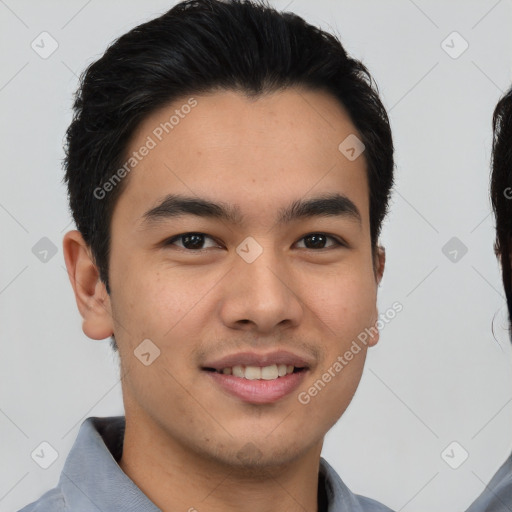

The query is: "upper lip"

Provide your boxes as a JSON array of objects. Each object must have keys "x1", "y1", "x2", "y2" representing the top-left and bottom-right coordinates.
[{"x1": 202, "y1": 350, "x2": 313, "y2": 371}]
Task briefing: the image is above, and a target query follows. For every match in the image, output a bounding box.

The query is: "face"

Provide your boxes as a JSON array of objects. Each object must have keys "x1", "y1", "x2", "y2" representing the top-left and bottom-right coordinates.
[{"x1": 65, "y1": 87, "x2": 385, "y2": 470}]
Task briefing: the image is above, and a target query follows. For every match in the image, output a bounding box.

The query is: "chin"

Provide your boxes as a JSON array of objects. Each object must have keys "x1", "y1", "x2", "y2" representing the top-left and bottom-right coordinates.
[{"x1": 201, "y1": 435, "x2": 316, "y2": 473}]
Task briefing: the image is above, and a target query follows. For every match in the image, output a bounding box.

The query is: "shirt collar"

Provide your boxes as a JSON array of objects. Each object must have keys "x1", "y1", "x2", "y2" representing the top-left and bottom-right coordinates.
[
  {"x1": 59, "y1": 416, "x2": 385, "y2": 512},
  {"x1": 59, "y1": 416, "x2": 159, "y2": 511}
]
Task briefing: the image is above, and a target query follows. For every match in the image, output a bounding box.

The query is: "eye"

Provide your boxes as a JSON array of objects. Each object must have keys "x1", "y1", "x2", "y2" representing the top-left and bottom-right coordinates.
[
  {"x1": 163, "y1": 232, "x2": 345, "y2": 252},
  {"x1": 164, "y1": 232, "x2": 221, "y2": 251},
  {"x1": 295, "y1": 233, "x2": 344, "y2": 250}
]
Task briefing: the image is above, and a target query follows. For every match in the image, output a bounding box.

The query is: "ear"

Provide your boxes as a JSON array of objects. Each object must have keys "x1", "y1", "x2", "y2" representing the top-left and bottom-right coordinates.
[
  {"x1": 374, "y1": 245, "x2": 386, "y2": 286},
  {"x1": 62, "y1": 230, "x2": 114, "y2": 340},
  {"x1": 367, "y1": 245, "x2": 386, "y2": 347}
]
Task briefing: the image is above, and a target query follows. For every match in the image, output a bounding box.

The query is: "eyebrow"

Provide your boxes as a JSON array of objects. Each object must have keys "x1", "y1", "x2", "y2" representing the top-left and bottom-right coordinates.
[{"x1": 138, "y1": 192, "x2": 361, "y2": 229}]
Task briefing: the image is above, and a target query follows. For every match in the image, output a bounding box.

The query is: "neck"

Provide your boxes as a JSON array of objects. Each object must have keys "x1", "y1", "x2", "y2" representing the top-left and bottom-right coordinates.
[{"x1": 119, "y1": 412, "x2": 324, "y2": 512}]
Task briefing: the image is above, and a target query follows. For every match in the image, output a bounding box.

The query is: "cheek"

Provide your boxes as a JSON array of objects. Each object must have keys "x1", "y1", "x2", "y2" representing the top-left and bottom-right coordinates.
[
  {"x1": 113, "y1": 270, "x2": 213, "y2": 377},
  {"x1": 309, "y1": 270, "x2": 378, "y2": 338},
  {"x1": 112, "y1": 264, "x2": 190, "y2": 329}
]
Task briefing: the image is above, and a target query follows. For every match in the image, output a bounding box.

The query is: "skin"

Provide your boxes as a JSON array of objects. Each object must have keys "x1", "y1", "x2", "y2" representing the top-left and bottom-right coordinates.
[{"x1": 63, "y1": 87, "x2": 386, "y2": 512}]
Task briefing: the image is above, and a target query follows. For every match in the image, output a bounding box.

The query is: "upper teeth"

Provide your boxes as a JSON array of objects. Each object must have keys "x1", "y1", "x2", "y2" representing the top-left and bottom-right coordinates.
[{"x1": 220, "y1": 364, "x2": 295, "y2": 380}]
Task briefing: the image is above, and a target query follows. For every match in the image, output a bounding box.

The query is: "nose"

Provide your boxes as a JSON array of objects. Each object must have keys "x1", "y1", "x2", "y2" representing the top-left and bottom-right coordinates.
[{"x1": 218, "y1": 244, "x2": 304, "y2": 334}]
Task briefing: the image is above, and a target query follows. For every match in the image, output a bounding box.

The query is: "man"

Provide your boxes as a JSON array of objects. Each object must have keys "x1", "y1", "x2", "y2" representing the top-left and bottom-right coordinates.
[
  {"x1": 466, "y1": 88, "x2": 512, "y2": 511},
  {"x1": 19, "y1": 0, "x2": 395, "y2": 510}
]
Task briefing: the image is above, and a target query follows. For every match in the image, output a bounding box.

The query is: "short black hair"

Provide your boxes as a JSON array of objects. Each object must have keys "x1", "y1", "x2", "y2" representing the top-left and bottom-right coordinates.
[
  {"x1": 491, "y1": 86, "x2": 512, "y2": 326},
  {"x1": 63, "y1": 0, "x2": 394, "y2": 350}
]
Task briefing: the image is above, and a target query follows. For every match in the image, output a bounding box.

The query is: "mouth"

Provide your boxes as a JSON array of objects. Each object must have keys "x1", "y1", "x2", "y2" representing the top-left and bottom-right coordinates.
[{"x1": 201, "y1": 351, "x2": 311, "y2": 404}]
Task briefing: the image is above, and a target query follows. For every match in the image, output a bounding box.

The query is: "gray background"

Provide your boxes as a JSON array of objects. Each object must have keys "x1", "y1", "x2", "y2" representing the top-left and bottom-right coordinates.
[{"x1": 1, "y1": 0, "x2": 512, "y2": 510}]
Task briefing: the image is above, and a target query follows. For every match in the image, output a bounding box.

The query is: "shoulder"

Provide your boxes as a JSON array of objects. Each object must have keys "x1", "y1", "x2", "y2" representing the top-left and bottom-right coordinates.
[
  {"x1": 466, "y1": 454, "x2": 512, "y2": 512},
  {"x1": 17, "y1": 487, "x2": 67, "y2": 512},
  {"x1": 320, "y1": 457, "x2": 394, "y2": 511}
]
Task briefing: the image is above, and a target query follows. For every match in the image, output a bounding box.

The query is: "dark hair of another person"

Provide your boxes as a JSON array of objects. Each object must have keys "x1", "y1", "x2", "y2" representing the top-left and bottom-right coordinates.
[
  {"x1": 491, "y1": 86, "x2": 512, "y2": 326},
  {"x1": 63, "y1": 0, "x2": 394, "y2": 350}
]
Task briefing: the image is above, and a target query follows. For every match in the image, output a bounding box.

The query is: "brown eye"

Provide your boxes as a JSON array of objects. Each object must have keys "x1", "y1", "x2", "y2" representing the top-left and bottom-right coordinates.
[
  {"x1": 165, "y1": 233, "x2": 219, "y2": 251},
  {"x1": 296, "y1": 233, "x2": 343, "y2": 250}
]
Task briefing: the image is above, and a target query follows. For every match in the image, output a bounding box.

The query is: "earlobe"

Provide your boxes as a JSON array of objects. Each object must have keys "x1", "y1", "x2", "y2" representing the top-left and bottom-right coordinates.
[
  {"x1": 62, "y1": 230, "x2": 114, "y2": 340},
  {"x1": 367, "y1": 304, "x2": 381, "y2": 348}
]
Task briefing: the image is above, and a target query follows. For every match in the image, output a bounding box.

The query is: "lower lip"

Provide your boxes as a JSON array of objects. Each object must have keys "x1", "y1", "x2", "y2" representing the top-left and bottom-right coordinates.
[{"x1": 204, "y1": 370, "x2": 308, "y2": 404}]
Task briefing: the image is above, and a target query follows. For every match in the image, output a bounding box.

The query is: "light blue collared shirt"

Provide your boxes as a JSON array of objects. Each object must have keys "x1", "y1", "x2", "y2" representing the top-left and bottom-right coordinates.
[
  {"x1": 19, "y1": 416, "x2": 393, "y2": 512},
  {"x1": 466, "y1": 454, "x2": 512, "y2": 511}
]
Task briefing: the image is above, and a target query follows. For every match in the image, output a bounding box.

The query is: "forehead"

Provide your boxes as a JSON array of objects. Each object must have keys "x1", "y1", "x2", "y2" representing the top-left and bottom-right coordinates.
[{"x1": 111, "y1": 87, "x2": 370, "y2": 230}]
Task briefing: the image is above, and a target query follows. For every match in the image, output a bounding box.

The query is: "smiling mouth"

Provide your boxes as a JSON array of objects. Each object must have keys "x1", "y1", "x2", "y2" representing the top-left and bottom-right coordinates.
[{"x1": 203, "y1": 364, "x2": 307, "y2": 380}]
